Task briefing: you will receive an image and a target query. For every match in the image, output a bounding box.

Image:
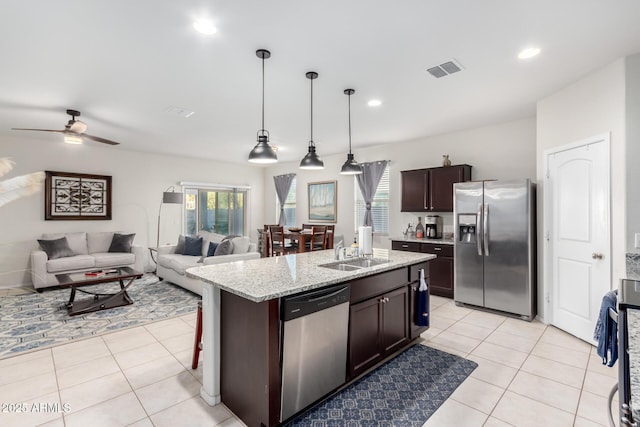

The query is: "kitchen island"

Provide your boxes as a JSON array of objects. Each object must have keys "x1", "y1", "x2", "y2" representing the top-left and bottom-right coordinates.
[{"x1": 187, "y1": 248, "x2": 435, "y2": 426}]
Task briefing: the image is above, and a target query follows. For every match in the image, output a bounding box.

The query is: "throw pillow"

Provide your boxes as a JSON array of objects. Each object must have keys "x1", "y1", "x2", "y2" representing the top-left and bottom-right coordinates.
[
  {"x1": 108, "y1": 233, "x2": 136, "y2": 253},
  {"x1": 214, "y1": 239, "x2": 234, "y2": 256},
  {"x1": 207, "y1": 241, "x2": 219, "y2": 257},
  {"x1": 184, "y1": 236, "x2": 203, "y2": 256},
  {"x1": 175, "y1": 234, "x2": 186, "y2": 254},
  {"x1": 38, "y1": 237, "x2": 74, "y2": 260},
  {"x1": 231, "y1": 236, "x2": 251, "y2": 254}
]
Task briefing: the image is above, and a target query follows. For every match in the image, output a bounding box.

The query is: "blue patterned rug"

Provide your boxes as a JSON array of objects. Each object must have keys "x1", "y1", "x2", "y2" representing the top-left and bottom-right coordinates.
[
  {"x1": 0, "y1": 274, "x2": 200, "y2": 359},
  {"x1": 286, "y1": 344, "x2": 478, "y2": 426}
]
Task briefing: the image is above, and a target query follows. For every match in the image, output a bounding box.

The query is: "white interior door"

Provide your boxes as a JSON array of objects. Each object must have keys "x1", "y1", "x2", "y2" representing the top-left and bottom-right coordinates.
[{"x1": 547, "y1": 135, "x2": 610, "y2": 343}]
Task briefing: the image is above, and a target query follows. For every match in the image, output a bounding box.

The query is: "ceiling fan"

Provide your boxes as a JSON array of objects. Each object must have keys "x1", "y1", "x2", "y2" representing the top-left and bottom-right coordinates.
[{"x1": 12, "y1": 109, "x2": 120, "y2": 146}]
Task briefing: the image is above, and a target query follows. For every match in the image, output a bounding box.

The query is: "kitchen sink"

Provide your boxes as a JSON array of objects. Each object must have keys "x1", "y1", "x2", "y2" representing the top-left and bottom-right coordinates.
[{"x1": 319, "y1": 258, "x2": 390, "y2": 271}]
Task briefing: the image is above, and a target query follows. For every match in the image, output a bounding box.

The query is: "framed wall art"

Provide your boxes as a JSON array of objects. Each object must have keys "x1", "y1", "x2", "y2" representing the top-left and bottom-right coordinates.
[
  {"x1": 44, "y1": 171, "x2": 112, "y2": 220},
  {"x1": 308, "y1": 180, "x2": 337, "y2": 222}
]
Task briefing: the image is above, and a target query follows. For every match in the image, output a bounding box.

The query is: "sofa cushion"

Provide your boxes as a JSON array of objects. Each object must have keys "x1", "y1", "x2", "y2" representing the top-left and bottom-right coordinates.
[
  {"x1": 231, "y1": 236, "x2": 251, "y2": 254},
  {"x1": 207, "y1": 241, "x2": 219, "y2": 257},
  {"x1": 175, "y1": 234, "x2": 186, "y2": 254},
  {"x1": 158, "y1": 254, "x2": 201, "y2": 275},
  {"x1": 109, "y1": 233, "x2": 135, "y2": 253},
  {"x1": 38, "y1": 237, "x2": 75, "y2": 260},
  {"x1": 93, "y1": 252, "x2": 136, "y2": 268},
  {"x1": 46, "y1": 255, "x2": 95, "y2": 273},
  {"x1": 198, "y1": 231, "x2": 225, "y2": 256},
  {"x1": 184, "y1": 236, "x2": 203, "y2": 256},
  {"x1": 214, "y1": 239, "x2": 234, "y2": 256},
  {"x1": 41, "y1": 232, "x2": 88, "y2": 255},
  {"x1": 87, "y1": 232, "x2": 115, "y2": 254}
]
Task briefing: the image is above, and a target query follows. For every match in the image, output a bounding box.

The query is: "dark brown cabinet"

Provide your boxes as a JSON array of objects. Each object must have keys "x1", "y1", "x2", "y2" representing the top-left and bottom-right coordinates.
[
  {"x1": 393, "y1": 241, "x2": 454, "y2": 299},
  {"x1": 349, "y1": 286, "x2": 408, "y2": 378},
  {"x1": 401, "y1": 164, "x2": 472, "y2": 212},
  {"x1": 422, "y1": 243, "x2": 454, "y2": 298}
]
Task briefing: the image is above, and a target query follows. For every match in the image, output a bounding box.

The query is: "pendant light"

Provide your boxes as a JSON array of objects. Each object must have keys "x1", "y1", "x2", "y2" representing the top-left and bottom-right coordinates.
[
  {"x1": 299, "y1": 71, "x2": 324, "y2": 170},
  {"x1": 340, "y1": 89, "x2": 363, "y2": 175},
  {"x1": 248, "y1": 49, "x2": 277, "y2": 164}
]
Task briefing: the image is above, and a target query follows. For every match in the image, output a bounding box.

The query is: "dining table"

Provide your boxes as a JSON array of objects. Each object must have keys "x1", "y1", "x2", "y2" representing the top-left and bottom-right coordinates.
[{"x1": 262, "y1": 228, "x2": 333, "y2": 257}]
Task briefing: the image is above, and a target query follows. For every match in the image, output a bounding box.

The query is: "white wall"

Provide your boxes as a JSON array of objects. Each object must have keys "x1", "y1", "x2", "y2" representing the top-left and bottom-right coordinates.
[
  {"x1": 626, "y1": 53, "x2": 640, "y2": 253},
  {"x1": 264, "y1": 117, "x2": 536, "y2": 249},
  {"x1": 0, "y1": 136, "x2": 265, "y2": 287},
  {"x1": 536, "y1": 58, "x2": 627, "y2": 321}
]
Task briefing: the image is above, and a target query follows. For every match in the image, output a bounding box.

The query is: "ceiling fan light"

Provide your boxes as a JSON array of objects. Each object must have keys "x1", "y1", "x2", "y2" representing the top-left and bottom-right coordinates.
[
  {"x1": 63, "y1": 133, "x2": 83, "y2": 145},
  {"x1": 248, "y1": 134, "x2": 277, "y2": 164},
  {"x1": 299, "y1": 144, "x2": 324, "y2": 169},
  {"x1": 340, "y1": 153, "x2": 363, "y2": 175}
]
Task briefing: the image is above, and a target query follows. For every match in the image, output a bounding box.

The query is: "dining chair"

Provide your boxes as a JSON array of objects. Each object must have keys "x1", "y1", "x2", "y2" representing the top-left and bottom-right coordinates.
[
  {"x1": 309, "y1": 225, "x2": 327, "y2": 251},
  {"x1": 269, "y1": 225, "x2": 294, "y2": 256}
]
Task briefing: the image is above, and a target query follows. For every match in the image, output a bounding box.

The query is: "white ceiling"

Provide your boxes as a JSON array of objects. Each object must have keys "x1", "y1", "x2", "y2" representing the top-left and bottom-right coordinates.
[{"x1": 1, "y1": 1, "x2": 640, "y2": 165}]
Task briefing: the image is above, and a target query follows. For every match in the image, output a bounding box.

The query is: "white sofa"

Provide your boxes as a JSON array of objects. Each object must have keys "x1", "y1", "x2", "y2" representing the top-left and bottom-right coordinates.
[
  {"x1": 31, "y1": 231, "x2": 145, "y2": 290},
  {"x1": 156, "y1": 231, "x2": 260, "y2": 296}
]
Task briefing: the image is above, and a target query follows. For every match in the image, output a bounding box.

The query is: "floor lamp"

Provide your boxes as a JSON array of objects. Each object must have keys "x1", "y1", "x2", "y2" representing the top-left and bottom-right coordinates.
[{"x1": 157, "y1": 186, "x2": 184, "y2": 248}]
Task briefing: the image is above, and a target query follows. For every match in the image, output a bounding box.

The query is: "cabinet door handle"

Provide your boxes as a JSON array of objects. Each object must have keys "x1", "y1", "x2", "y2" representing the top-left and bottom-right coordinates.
[
  {"x1": 385, "y1": 297, "x2": 390, "y2": 303},
  {"x1": 434, "y1": 247, "x2": 442, "y2": 251},
  {"x1": 402, "y1": 244, "x2": 409, "y2": 248},
  {"x1": 412, "y1": 286, "x2": 417, "y2": 291}
]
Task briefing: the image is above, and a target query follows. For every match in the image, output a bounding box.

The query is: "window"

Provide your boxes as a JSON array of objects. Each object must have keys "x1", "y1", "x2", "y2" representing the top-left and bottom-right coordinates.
[
  {"x1": 276, "y1": 177, "x2": 296, "y2": 227},
  {"x1": 184, "y1": 185, "x2": 248, "y2": 236},
  {"x1": 354, "y1": 165, "x2": 390, "y2": 234}
]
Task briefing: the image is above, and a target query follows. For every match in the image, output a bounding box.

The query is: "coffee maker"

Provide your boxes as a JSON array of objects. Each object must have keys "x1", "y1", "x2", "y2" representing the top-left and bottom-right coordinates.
[{"x1": 424, "y1": 215, "x2": 442, "y2": 239}]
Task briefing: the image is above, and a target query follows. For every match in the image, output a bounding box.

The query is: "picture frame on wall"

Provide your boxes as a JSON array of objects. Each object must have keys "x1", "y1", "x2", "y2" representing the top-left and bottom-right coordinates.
[
  {"x1": 308, "y1": 180, "x2": 337, "y2": 222},
  {"x1": 44, "y1": 171, "x2": 112, "y2": 220}
]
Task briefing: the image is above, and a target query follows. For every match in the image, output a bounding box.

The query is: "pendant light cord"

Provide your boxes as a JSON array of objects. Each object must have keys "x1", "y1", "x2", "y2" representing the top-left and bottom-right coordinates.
[
  {"x1": 261, "y1": 55, "x2": 265, "y2": 133},
  {"x1": 348, "y1": 92, "x2": 352, "y2": 154},
  {"x1": 310, "y1": 76, "x2": 314, "y2": 144}
]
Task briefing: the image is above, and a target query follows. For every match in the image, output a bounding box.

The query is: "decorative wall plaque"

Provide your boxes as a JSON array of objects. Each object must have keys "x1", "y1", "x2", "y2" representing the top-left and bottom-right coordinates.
[{"x1": 44, "y1": 171, "x2": 112, "y2": 220}]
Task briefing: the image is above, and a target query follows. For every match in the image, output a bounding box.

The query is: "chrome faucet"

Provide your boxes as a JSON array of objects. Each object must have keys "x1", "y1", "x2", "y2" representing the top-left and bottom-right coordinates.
[{"x1": 334, "y1": 240, "x2": 344, "y2": 260}]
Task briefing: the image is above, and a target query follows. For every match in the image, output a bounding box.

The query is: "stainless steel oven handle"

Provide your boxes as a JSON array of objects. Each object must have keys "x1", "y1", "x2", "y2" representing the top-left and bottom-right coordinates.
[
  {"x1": 476, "y1": 203, "x2": 483, "y2": 256},
  {"x1": 483, "y1": 203, "x2": 489, "y2": 256}
]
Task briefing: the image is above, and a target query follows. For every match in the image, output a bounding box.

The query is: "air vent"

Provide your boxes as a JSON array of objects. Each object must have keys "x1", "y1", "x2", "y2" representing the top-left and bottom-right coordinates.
[{"x1": 426, "y1": 59, "x2": 464, "y2": 78}]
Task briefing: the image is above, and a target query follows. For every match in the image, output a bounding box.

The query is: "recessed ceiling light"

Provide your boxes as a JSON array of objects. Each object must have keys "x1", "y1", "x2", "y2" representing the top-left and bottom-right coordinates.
[
  {"x1": 193, "y1": 19, "x2": 217, "y2": 35},
  {"x1": 518, "y1": 47, "x2": 541, "y2": 59},
  {"x1": 368, "y1": 100, "x2": 382, "y2": 107}
]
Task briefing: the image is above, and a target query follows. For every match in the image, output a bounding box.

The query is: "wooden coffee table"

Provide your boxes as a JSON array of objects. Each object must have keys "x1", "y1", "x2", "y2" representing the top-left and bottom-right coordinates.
[{"x1": 55, "y1": 267, "x2": 143, "y2": 316}]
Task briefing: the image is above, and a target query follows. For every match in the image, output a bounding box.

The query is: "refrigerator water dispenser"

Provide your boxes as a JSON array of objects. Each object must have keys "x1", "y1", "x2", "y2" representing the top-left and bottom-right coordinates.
[{"x1": 458, "y1": 214, "x2": 477, "y2": 243}]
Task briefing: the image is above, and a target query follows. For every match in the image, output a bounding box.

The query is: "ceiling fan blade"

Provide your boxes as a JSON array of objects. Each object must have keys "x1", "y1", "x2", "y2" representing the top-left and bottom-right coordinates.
[
  {"x1": 82, "y1": 133, "x2": 120, "y2": 145},
  {"x1": 11, "y1": 128, "x2": 64, "y2": 133}
]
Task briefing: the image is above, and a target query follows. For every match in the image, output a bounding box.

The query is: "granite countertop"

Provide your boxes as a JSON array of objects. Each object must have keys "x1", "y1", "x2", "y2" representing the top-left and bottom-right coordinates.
[
  {"x1": 186, "y1": 248, "x2": 435, "y2": 303},
  {"x1": 390, "y1": 236, "x2": 455, "y2": 245}
]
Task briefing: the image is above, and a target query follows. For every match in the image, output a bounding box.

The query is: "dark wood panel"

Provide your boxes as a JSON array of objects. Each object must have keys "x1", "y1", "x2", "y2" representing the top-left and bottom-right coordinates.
[
  {"x1": 421, "y1": 243, "x2": 454, "y2": 257},
  {"x1": 349, "y1": 297, "x2": 383, "y2": 378},
  {"x1": 349, "y1": 268, "x2": 409, "y2": 304},
  {"x1": 381, "y1": 286, "x2": 409, "y2": 354},
  {"x1": 221, "y1": 291, "x2": 280, "y2": 427},
  {"x1": 409, "y1": 261, "x2": 429, "y2": 282},
  {"x1": 429, "y1": 256, "x2": 454, "y2": 298},
  {"x1": 401, "y1": 169, "x2": 427, "y2": 212},
  {"x1": 392, "y1": 240, "x2": 421, "y2": 252},
  {"x1": 429, "y1": 165, "x2": 472, "y2": 212}
]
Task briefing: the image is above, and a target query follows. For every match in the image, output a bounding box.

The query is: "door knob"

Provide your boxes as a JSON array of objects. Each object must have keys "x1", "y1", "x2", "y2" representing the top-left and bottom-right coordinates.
[{"x1": 592, "y1": 253, "x2": 604, "y2": 260}]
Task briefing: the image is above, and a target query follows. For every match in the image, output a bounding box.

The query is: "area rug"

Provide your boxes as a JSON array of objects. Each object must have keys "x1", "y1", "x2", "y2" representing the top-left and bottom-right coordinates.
[
  {"x1": 0, "y1": 274, "x2": 200, "y2": 359},
  {"x1": 286, "y1": 344, "x2": 478, "y2": 426}
]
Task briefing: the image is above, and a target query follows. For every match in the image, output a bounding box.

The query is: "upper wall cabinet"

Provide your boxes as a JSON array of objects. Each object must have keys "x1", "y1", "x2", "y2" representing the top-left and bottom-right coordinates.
[{"x1": 401, "y1": 164, "x2": 472, "y2": 212}]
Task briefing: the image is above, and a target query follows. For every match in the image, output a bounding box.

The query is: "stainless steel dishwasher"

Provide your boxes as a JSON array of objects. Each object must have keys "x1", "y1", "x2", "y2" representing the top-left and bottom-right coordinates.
[{"x1": 280, "y1": 283, "x2": 351, "y2": 421}]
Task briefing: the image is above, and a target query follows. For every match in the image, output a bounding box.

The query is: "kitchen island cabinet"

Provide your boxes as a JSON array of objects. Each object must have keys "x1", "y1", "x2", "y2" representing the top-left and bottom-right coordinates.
[
  {"x1": 401, "y1": 164, "x2": 472, "y2": 212},
  {"x1": 187, "y1": 249, "x2": 434, "y2": 427}
]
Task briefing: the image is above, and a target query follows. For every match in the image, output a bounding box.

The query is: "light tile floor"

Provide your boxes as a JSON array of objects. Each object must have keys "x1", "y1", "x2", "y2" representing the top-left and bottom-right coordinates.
[{"x1": 0, "y1": 295, "x2": 618, "y2": 427}]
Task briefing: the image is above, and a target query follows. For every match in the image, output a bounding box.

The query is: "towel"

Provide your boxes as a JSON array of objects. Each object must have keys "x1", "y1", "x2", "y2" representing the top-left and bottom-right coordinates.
[
  {"x1": 416, "y1": 268, "x2": 429, "y2": 327},
  {"x1": 594, "y1": 290, "x2": 618, "y2": 367}
]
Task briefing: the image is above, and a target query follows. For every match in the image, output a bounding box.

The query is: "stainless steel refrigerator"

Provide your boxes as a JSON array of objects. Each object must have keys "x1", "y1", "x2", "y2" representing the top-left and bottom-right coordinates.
[{"x1": 453, "y1": 179, "x2": 536, "y2": 320}]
